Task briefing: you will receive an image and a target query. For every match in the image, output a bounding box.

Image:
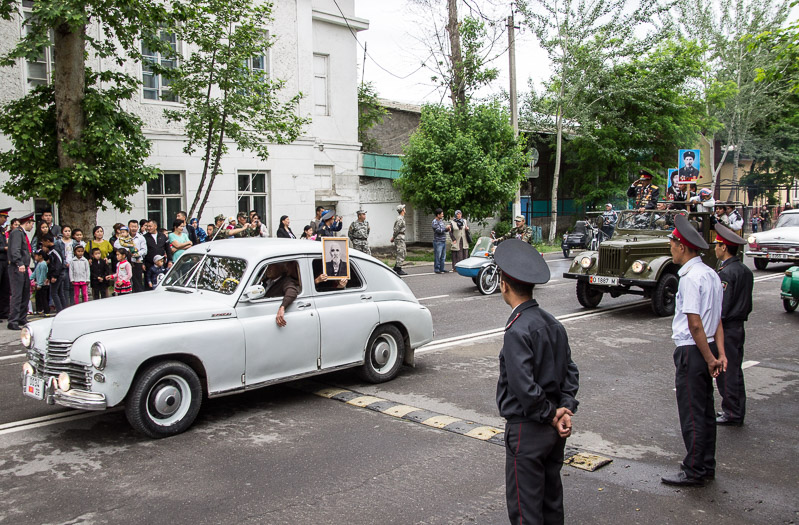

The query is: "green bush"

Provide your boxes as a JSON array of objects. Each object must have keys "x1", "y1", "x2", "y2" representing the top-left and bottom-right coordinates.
[{"x1": 493, "y1": 220, "x2": 512, "y2": 239}]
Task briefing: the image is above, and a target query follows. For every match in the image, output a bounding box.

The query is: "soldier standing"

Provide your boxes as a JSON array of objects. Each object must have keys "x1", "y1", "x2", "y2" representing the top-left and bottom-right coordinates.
[
  {"x1": 493, "y1": 215, "x2": 534, "y2": 245},
  {"x1": 713, "y1": 223, "x2": 753, "y2": 426},
  {"x1": 0, "y1": 208, "x2": 11, "y2": 322},
  {"x1": 662, "y1": 214, "x2": 727, "y2": 486},
  {"x1": 8, "y1": 213, "x2": 34, "y2": 330},
  {"x1": 627, "y1": 170, "x2": 660, "y2": 211},
  {"x1": 348, "y1": 209, "x2": 371, "y2": 255},
  {"x1": 494, "y1": 239, "x2": 579, "y2": 524},
  {"x1": 390, "y1": 204, "x2": 407, "y2": 276}
]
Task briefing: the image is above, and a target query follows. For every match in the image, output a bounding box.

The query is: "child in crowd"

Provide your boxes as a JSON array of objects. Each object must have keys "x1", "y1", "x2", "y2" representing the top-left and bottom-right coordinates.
[
  {"x1": 147, "y1": 254, "x2": 168, "y2": 289},
  {"x1": 89, "y1": 247, "x2": 111, "y2": 300},
  {"x1": 114, "y1": 248, "x2": 133, "y2": 295},
  {"x1": 300, "y1": 225, "x2": 316, "y2": 240},
  {"x1": 41, "y1": 234, "x2": 65, "y2": 313},
  {"x1": 32, "y1": 250, "x2": 50, "y2": 315},
  {"x1": 69, "y1": 245, "x2": 90, "y2": 304}
]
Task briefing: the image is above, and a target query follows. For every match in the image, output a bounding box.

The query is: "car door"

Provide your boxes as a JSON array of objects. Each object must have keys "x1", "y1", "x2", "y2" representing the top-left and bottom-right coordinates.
[
  {"x1": 237, "y1": 258, "x2": 320, "y2": 387},
  {"x1": 311, "y1": 258, "x2": 379, "y2": 369}
]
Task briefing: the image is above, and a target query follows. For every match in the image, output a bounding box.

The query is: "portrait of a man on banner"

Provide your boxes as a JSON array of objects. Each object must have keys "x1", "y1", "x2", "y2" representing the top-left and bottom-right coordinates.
[{"x1": 678, "y1": 149, "x2": 700, "y2": 183}]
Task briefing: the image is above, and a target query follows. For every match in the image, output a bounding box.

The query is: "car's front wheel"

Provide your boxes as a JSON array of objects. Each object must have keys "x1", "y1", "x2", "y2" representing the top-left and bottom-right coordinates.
[
  {"x1": 359, "y1": 325, "x2": 405, "y2": 383},
  {"x1": 783, "y1": 297, "x2": 798, "y2": 312},
  {"x1": 125, "y1": 361, "x2": 203, "y2": 439},
  {"x1": 651, "y1": 273, "x2": 679, "y2": 317},
  {"x1": 754, "y1": 258, "x2": 769, "y2": 270},
  {"x1": 576, "y1": 281, "x2": 603, "y2": 308},
  {"x1": 477, "y1": 264, "x2": 499, "y2": 295}
]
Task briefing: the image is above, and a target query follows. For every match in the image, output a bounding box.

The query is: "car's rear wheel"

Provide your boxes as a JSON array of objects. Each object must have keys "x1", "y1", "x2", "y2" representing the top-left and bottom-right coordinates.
[
  {"x1": 754, "y1": 258, "x2": 769, "y2": 270},
  {"x1": 783, "y1": 297, "x2": 798, "y2": 312},
  {"x1": 125, "y1": 361, "x2": 203, "y2": 439},
  {"x1": 651, "y1": 273, "x2": 679, "y2": 317},
  {"x1": 358, "y1": 325, "x2": 405, "y2": 383},
  {"x1": 477, "y1": 264, "x2": 499, "y2": 295},
  {"x1": 576, "y1": 281, "x2": 603, "y2": 308}
]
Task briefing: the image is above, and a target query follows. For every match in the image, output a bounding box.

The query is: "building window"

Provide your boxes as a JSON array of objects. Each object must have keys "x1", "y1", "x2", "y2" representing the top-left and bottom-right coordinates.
[
  {"x1": 314, "y1": 165, "x2": 334, "y2": 191},
  {"x1": 142, "y1": 31, "x2": 179, "y2": 102},
  {"x1": 313, "y1": 54, "x2": 329, "y2": 116},
  {"x1": 21, "y1": 3, "x2": 54, "y2": 90},
  {"x1": 238, "y1": 171, "x2": 268, "y2": 220},
  {"x1": 147, "y1": 172, "x2": 184, "y2": 228},
  {"x1": 245, "y1": 31, "x2": 269, "y2": 75}
]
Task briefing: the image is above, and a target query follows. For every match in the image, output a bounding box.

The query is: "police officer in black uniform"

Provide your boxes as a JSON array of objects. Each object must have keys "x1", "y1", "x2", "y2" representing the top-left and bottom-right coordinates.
[
  {"x1": 8, "y1": 212, "x2": 34, "y2": 330},
  {"x1": 0, "y1": 207, "x2": 11, "y2": 321},
  {"x1": 626, "y1": 169, "x2": 660, "y2": 211},
  {"x1": 713, "y1": 223, "x2": 753, "y2": 426},
  {"x1": 494, "y1": 239, "x2": 579, "y2": 524}
]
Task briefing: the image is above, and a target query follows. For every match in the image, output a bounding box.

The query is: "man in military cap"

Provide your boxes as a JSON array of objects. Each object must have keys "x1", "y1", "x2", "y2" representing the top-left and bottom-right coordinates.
[
  {"x1": 0, "y1": 207, "x2": 11, "y2": 321},
  {"x1": 232, "y1": 211, "x2": 259, "y2": 238},
  {"x1": 494, "y1": 239, "x2": 579, "y2": 523},
  {"x1": 662, "y1": 214, "x2": 727, "y2": 486},
  {"x1": 678, "y1": 150, "x2": 700, "y2": 181},
  {"x1": 714, "y1": 223, "x2": 753, "y2": 427},
  {"x1": 8, "y1": 213, "x2": 35, "y2": 330},
  {"x1": 627, "y1": 169, "x2": 660, "y2": 211},
  {"x1": 348, "y1": 210, "x2": 371, "y2": 255},
  {"x1": 390, "y1": 204, "x2": 407, "y2": 276},
  {"x1": 316, "y1": 210, "x2": 343, "y2": 239},
  {"x1": 493, "y1": 215, "x2": 534, "y2": 245}
]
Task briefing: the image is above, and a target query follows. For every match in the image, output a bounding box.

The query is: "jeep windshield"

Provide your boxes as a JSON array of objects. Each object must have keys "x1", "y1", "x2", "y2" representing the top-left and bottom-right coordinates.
[
  {"x1": 163, "y1": 254, "x2": 248, "y2": 295},
  {"x1": 617, "y1": 210, "x2": 683, "y2": 231}
]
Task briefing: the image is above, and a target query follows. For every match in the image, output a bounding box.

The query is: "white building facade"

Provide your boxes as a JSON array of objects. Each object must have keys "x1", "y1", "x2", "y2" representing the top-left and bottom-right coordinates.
[{"x1": 0, "y1": 0, "x2": 368, "y2": 236}]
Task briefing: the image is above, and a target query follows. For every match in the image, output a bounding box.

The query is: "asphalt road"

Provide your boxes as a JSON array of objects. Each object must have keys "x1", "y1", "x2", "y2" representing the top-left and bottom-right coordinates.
[{"x1": 1, "y1": 254, "x2": 797, "y2": 525}]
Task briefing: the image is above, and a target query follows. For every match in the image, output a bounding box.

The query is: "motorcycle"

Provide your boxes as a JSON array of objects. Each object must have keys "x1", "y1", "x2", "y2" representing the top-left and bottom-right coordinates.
[{"x1": 454, "y1": 236, "x2": 500, "y2": 295}]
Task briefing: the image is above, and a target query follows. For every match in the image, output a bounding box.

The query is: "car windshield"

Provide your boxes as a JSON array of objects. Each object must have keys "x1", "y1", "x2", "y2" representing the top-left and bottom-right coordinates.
[
  {"x1": 471, "y1": 237, "x2": 495, "y2": 256},
  {"x1": 162, "y1": 254, "x2": 247, "y2": 295},
  {"x1": 775, "y1": 213, "x2": 799, "y2": 228},
  {"x1": 616, "y1": 210, "x2": 682, "y2": 231}
]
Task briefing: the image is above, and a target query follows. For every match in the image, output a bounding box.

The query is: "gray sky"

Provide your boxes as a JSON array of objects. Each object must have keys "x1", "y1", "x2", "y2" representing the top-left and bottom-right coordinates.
[{"x1": 353, "y1": 0, "x2": 550, "y2": 105}]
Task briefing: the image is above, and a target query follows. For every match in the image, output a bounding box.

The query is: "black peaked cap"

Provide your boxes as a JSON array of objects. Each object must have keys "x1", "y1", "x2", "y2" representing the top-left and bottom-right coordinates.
[{"x1": 494, "y1": 239, "x2": 550, "y2": 285}]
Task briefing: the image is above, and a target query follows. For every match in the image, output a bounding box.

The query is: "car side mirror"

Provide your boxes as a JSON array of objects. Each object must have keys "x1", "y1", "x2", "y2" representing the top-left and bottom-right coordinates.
[{"x1": 242, "y1": 284, "x2": 265, "y2": 302}]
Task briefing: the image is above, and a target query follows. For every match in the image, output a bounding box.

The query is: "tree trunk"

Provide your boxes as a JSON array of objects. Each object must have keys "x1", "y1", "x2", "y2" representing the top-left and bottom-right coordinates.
[
  {"x1": 53, "y1": 20, "x2": 92, "y2": 231},
  {"x1": 548, "y1": 106, "x2": 563, "y2": 243},
  {"x1": 196, "y1": 109, "x2": 229, "y2": 222},
  {"x1": 446, "y1": 0, "x2": 465, "y2": 107},
  {"x1": 188, "y1": 49, "x2": 219, "y2": 219}
]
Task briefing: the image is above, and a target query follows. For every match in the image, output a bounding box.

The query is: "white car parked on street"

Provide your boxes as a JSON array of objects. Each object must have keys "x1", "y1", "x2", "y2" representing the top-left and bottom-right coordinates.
[
  {"x1": 20, "y1": 239, "x2": 434, "y2": 438},
  {"x1": 746, "y1": 209, "x2": 799, "y2": 270}
]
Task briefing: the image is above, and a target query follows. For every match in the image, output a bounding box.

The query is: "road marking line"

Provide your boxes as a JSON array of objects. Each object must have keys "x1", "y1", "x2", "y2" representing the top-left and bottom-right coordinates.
[
  {"x1": 418, "y1": 294, "x2": 449, "y2": 301},
  {"x1": 0, "y1": 408, "x2": 122, "y2": 436},
  {"x1": 0, "y1": 410, "x2": 79, "y2": 430},
  {"x1": 0, "y1": 353, "x2": 26, "y2": 362},
  {"x1": 742, "y1": 360, "x2": 760, "y2": 369},
  {"x1": 403, "y1": 272, "x2": 437, "y2": 277},
  {"x1": 421, "y1": 415, "x2": 461, "y2": 429},
  {"x1": 753, "y1": 274, "x2": 786, "y2": 282}
]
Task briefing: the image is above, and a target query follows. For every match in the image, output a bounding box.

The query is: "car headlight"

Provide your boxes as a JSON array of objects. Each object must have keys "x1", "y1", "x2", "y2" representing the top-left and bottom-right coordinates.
[
  {"x1": 58, "y1": 372, "x2": 71, "y2": 391},
  {"x1": 20, "y1": 326, "x2": 33, "y2": 349},
  {"x1": 580, "y1": 256, "x2": 593, "y2": 269},
  {"x1": 747, "y1": 236, "x2": 756, "y2": 244},
  {"x1": 90, "y1": 342, "x2": 107, "y2": 370},
  {"x1": 631, "y1": 260, "x2": 648, "y2": 274}
]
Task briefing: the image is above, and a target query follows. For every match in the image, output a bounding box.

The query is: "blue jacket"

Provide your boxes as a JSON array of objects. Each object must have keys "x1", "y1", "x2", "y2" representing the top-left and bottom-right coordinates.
[{"x1": 432, "y1": 218, "x2": 448, "y2": 243}]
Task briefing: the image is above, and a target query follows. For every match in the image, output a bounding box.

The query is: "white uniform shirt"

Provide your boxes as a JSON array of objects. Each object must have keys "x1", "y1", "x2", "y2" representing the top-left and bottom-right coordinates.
[
  {"x1": 727, "y1": 210, "x2": 743, "y2": 231},
  {"x1": 672, "y1": 256, "x2": 723, "y2": 347}
]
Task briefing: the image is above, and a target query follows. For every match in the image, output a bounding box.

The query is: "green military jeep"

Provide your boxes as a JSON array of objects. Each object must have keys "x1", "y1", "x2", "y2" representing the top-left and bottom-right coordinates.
[{"x1": 563, "y1": 209, "x2": 718, "y2": 316}]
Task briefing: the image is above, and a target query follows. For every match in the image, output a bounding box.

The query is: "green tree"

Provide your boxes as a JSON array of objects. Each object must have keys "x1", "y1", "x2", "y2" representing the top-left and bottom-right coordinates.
[
  {"x1": 358, "y1": 82, "x2": 388, "y2": 153},
  {"x1": 164, "y1": 0, "x2": 306, "y2": 221},
  {"x1": 0, "y1": 0, "x2": 174, "y2": 231},
  {"x1": 395, "y1": 102, "x2": 528, "y2": 219}
]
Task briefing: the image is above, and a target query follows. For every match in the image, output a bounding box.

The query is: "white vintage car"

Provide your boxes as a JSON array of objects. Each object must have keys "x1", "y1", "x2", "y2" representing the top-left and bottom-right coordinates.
[
  {"x1": 746, "y1": 209, "x2": 799, "y2": 270},
  {"x1": 20, "y1": 239, "x2": 434, "y2": 438}
]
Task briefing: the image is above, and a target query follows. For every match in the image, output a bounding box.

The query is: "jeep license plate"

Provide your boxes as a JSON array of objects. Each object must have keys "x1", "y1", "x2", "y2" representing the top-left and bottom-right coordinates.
[
  {"x1": 589, "y1": 276, "x2": 619, "y2": 286},
  {"x1": 23, "y1": 375, "x2": 44, "y2": 400},
  {"x1": 768, "y1": 253, "x2": 790, "y2": 260}
]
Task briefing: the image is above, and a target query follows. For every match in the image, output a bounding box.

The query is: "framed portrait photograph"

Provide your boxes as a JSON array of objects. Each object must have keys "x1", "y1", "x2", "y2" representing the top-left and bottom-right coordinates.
[
  {"x1": 667, "y1": 168, "x2": 679, "y2": 196},
  {"x1": 678, "y1": 149, "x2": 700, "y2": 183},
  {"x1": 321, "y1": 237, "x2": 350, "y2": 280}
]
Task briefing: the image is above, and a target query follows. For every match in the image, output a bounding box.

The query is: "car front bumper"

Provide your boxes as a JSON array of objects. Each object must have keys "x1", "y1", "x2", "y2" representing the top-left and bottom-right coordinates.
[
  {"x1": 21, "y1": 372, "x2": 107, "y2": 411},
  {"x1": 745, "y1": 250, "x2": 799, "y2": 262}
]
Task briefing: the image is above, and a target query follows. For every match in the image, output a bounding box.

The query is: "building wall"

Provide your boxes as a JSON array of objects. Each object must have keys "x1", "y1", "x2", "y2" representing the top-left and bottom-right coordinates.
[{"x1": 365, "y1": 108, "x2": 421, "y2": 155}]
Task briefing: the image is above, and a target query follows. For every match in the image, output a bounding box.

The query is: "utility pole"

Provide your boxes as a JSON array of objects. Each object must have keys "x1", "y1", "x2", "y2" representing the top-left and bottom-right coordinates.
[{"x1": 508, "y1": 9, "x2": 521, "y2": 219}]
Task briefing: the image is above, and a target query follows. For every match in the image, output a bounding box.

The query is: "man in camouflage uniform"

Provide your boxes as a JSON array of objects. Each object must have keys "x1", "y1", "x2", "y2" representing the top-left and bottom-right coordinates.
[
  {"x1": 494, "y1": 215, "x2": 534, "y2": 245},
  {"x1": 207, "y1": 214, "x2": 228, "y2": 241},
  {"x1": 232, "y1": 211, "x2": 260, "y2": 238},
  {"x1": 348, "y1": 209, "x2": 371, "y2": 255},
  {"x1": 390, "y1": 204, "x2": 407, "y2": 275}
]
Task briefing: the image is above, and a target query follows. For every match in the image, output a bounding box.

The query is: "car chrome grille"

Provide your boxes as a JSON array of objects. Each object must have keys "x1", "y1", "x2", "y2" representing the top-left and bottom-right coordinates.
[
  {"x1": 760, "y1": 244, "x2": 797, "y2": 253},
  {"x1": 27, "y1": 339, "x2": 91, "y2": 390},
  {"x1": 598, "y1": 246, "x2": 622, "y2": 276}
]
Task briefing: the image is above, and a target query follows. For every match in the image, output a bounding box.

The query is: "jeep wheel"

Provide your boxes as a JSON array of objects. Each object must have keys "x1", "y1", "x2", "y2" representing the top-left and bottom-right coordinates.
[
  {"x1": 651, "y1": 273, "x2": 679, "y2": 317},
  {"x1": 783, "y1": 297, "x2": 798, "y2": 313},
  {"x1": 125, "y1": 361, "x2": 203, "y2": 439},
  {"x1": 563, "y1": 248, "x2": 570, "y2": 258},
  {"x1": 754, "y1": 258, "x2": 768, "y2": 270},
  {"x1": 576, "y1": 281, "x2": 603, "y2": 308}
]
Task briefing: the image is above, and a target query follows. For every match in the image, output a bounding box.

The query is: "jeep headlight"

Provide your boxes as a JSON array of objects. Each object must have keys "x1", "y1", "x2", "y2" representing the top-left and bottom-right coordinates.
[
  {"x1": 580, "y1": 256, "x2": 594, "y2": 269},
  {"x1": 58, "y1": 372, "x2": 71, "y2": 391},
  {"x1": 631, "y1": 260, "x2": 648, "y2": 274},
  {"x1": 20, "y1": 326, "x2": 33, "y2": 349},
  {"x1": 90, "y1": 342, "x2": 107, "y2": 370},
  {"x1": 747, "y1": 235, "x2": 756, "y2": 245}
]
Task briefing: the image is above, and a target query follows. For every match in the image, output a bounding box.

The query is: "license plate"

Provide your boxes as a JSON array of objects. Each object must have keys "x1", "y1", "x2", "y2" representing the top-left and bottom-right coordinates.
[
  {"x1": 23, "y1": 375, "x2": 45, "y2": 400},
  {"x1": 768, "y1": 253, "x2": 791, "y2": 260},
  {"x1": 589, "y1": 276, "x2": 619, "y2": 286}
]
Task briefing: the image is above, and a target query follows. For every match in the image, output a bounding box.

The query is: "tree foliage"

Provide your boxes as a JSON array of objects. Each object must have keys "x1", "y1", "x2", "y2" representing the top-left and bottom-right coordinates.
[
  {"x1": 358, "y1": 82, "x2": 388, "y2": 153},
  {"x1": 395, "y1": 102, "x2": 527, "y2": 219}
]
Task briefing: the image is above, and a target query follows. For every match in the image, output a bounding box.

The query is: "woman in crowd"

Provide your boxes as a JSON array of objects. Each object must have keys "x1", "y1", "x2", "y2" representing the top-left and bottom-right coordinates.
[
  {"x1": 300, "y1": 225, "x2": 315, "y2": 240},
  {"x1": 276, "y1": 215, "x2": 296, "y2": 238},
  {"x1": 33, "y1": 221, "x2": 50, "y2": 250},
  {"x1": 86, "y1": 226, "x2": 114, "y2": 264},
  {"x1": 191, "y1": 218, "x2": 207, "y2": 243},
  {"x1": 168, "y1": 219, "x2": 192, "y2": 262},
  {"x1": 55, "y1": 225, "x2": 75, "y2": 306},
  {"x1": 449, "y1": 210, "x2": 470, "y2": 271}
]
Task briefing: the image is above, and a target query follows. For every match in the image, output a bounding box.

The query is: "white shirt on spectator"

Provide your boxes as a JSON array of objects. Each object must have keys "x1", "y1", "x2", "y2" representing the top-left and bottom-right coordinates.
[{"x1": 672, "y1": 256, "x2": 722, "y2": 347}]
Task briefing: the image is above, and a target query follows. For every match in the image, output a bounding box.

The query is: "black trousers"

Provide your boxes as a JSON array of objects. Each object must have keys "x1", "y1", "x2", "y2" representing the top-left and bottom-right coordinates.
[
  {"x1": 91, "y1": 285, "x2": 107, "y2": 300},
  {"x1": 0, "y1": 260, "x2": 9, "y2": 318},
  {"x1": 8, "y1": 266, "x2": 29, "y2": 326},
  {"x1": 131, "y1": 262, "x2": 144, "y2": 293},
  {"x1": 716, "y1": 321, "x2": 746, "y2": 422},
  {"x1": 505, "y1": 420, "x2": 566, "y2": 525},
  {"x1": 674, "y1": 343, "x2": 718, "y2": 479},
  {"x1": 35, "y1": 286, "x2": 49, "y2": 313}
]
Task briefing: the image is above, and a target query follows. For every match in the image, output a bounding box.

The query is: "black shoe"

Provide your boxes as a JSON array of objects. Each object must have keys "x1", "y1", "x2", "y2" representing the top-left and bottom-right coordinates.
[
  {"x1": 394, "y1": 267, "x2": 407, "y2": 276},
  {"x1": 7, "y1": 323, "x2": 20, "y2": 330},
  {"x1": 661, "y1": 471, "x2": 706, "y2": 487},
  {"x1": 716, "y1": 413, "x2": 743, "y2": 426}
]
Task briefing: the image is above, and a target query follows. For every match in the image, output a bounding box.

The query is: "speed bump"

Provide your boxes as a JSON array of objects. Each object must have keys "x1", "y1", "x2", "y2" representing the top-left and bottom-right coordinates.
[{"x1": 564, "y1": 452, "x2": 613, "y2": 472}]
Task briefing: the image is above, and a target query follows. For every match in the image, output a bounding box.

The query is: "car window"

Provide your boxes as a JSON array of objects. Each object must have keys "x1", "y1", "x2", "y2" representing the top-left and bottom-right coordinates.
[
  {"x1": 776, "y1": 213, "x2": 799, "y2": 228},
  {"x1": 311, "y1": 258, "x2": 363, "y2": 292},
  {"x1": 249, "y1": 260, "x2": 303, "y2": 300},
  {"x1": 163, "y1": 254, "x2": 247, "y2": 295}
]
